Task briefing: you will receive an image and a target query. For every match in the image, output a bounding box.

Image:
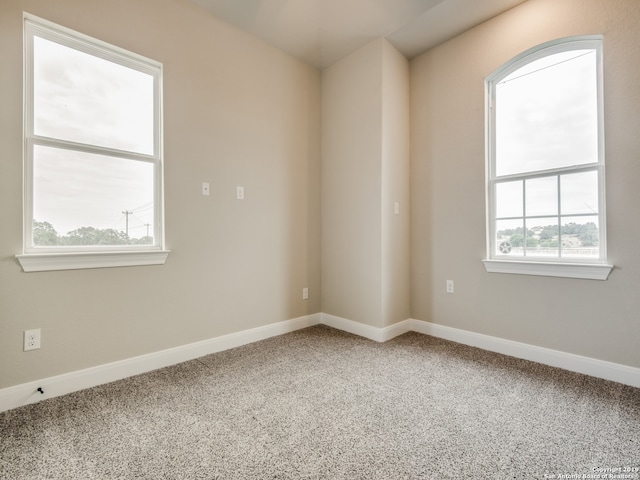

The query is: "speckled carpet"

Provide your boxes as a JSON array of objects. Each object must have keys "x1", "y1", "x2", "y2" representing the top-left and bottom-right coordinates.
[{"x1": 1, "y1": 325, "x2": 639, "y2": 479}]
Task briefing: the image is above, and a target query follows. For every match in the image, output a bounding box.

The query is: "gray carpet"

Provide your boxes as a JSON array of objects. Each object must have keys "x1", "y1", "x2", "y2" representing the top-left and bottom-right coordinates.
[{"x1": 1, "y1": 325, "x2": 639, "y2": 479}]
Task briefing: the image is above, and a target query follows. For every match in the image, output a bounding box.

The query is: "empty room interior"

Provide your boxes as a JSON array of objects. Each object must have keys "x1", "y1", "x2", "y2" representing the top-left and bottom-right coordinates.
[{"x1": 1, "y1": 0, "x2": 639, "y2": 477}]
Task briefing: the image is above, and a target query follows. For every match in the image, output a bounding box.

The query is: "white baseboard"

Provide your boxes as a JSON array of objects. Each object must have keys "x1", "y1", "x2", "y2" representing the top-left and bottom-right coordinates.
[
  {"x1": 320, "y1": 313, "x2": 411, "y2": 342},
  {"x1": 318, "y1": 314, "x2": 640, "y2": 387},
  {"x1": 0, "y1": 313, "x2": 321, "y2": 414},
  {"x1": 408, "y1": 319, "x2": 640, "y2": 389},
  {"x1": 2, "y1": 313, "x2": 638, "y2": 414}
]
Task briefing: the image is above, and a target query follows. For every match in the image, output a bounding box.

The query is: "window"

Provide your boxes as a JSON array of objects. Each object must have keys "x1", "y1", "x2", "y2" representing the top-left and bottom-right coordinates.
[
  {"x1": 483, "y1": 36, "x2": 612, "y2": 280},
  {"x1": 17, "y1": 14, "x2": 169, "y2": 272}
]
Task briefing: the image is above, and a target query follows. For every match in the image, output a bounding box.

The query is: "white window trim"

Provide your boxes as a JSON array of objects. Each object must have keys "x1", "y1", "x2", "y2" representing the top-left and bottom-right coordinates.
[
  {"x1": 482, "y1": 259, "x2": 613, "y2": 280},
  {"x1": 483, "y1": 35, "x2": 611, "y2": 280},
  {"x1": 19, "y1": 13, "x2": 169, "y2": 272},
  {"x1": 16, "y1": 250, "x2": 171, "y2": 273}
]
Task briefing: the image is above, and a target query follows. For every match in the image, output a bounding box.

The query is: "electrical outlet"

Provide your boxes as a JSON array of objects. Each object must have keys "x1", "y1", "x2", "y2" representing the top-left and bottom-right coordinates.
[
  {"x1": 236, "y1": 186, "x2": 245, "y2": 200},
  {"x1": 446, "y1": 280, "x2": 454, "y2": 294},
  {"x1": 302, "y1": 287, "x2": 309, "y2": 300},
  {"x1": 24, "y1": 328, "x2": 41, "y2": 351}
]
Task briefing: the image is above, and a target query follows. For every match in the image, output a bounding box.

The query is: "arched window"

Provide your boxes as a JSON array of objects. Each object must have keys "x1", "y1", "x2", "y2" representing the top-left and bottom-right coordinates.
[{"x1": 484, "y1": 36, "x2": 612, "y2": 280}]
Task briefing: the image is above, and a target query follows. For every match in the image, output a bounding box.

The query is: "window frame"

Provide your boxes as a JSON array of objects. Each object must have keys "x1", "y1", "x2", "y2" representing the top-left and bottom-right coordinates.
[
  {"x1": 17, "y1": 13, "x2": 169, "y2": 272},
  {"x1": 483, "y1": 35, "x2": 613, "y2": 280}
]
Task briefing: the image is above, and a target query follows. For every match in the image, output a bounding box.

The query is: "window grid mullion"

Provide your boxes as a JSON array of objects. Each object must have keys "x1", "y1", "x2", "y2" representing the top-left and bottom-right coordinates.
[
  {"x1": 498, "y1": 212, "x2": 596, "y2": 222},
  {"x1": 494, "y1": 164, "x2": 599, "y2": 184},
  {"x1": 30, "y1": 135, "x2": 159, "y2": 164},
  {"x1": 557, "y1": 175, "x2": 563, "y2": 258},
  {"x1": 522, "y1": 179, "x2": 527, "y2": 257}
]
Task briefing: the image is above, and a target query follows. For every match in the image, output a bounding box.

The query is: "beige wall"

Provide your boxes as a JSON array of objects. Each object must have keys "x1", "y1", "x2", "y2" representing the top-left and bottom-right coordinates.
[
  {"x1": 411, "y1": 0, "x2": 640, "y2": 367},
  {"x1": 381, "y1": 41, "x2": 411, "y2": 327},
  {"x1": 321, "y1": 38, "x2": 410, "y2": 328},
  {"x1": 321, "y1": 39, "x2": 383, "y2": 326},
  {"x1": 0, "y1": 0, "x2": 321, "y2": 388}
]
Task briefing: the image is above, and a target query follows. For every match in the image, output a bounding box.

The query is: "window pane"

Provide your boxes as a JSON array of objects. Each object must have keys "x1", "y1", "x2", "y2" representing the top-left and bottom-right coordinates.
[
  {"x1": 526, "y1": 217, "x2": 559, "y2": 257},
  {"x1": 561, "y1": 216, "x2": 599, "y2": 258},
  {"x1": 561, "y1": 171, "x2": 598, "y2": 215},
  {"x1": 33, "y1": 36, "x2": 154, "y2": 155},
  {"x1": 495, "y1": 219, "x2": 523, "y2": 256},
  {"x1": 495, "y1": 49, "x2": 598, "y2": 176},
  {"x1": 33, "y1": 145, "x2": 155, "y2": 246},
  {"x1": 525, "y1": 176, "x2": 558, "y2": 217},
  {"x1": 495, "y1": 181, "x2": 523, "y2": 218}
]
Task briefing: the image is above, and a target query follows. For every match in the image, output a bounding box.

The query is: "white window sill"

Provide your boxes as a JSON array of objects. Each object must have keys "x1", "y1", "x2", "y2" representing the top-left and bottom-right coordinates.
[
  {"x1": 482, "y1": 259, "x2": 613, "y2": 280},
  {"x1": 16, "y1": 250, "x2": 171, "y2": 273}
]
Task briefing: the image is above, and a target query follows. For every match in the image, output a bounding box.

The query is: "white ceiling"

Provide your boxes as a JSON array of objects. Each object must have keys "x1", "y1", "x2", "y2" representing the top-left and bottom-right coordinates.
[{"x1": 190, "y1": 0, "x2": 527, "y2": 68}]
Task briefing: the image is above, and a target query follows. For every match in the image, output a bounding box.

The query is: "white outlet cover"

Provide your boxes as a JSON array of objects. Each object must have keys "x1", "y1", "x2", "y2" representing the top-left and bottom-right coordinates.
[
  {"x1": 446, "y1": 280, "x2": 454, "y2": 294},
  {"x1": 24, "y1": 328, "x2": 41, "y2": 351}
]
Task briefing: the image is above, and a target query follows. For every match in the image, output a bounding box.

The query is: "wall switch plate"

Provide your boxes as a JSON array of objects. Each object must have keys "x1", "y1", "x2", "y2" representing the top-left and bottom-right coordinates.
[
  {"x1": 446, "y1": 280, "x2": 454, "y2": 294},
  {"x1": 236, "y1": 186, "x2": 245, "y2": 200},
  {"x1": 24, "y1": 328, "x2": 41, "y2": 351},
  {"x1": 202, "y1": 182, "x2": 210, "y2": 196},
  {"x1": 302, "y1": 287, "x2": 309, "y2": 300},
  {"x1": 394, "y1": 202, "x2": 400, "y2": 215}
]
